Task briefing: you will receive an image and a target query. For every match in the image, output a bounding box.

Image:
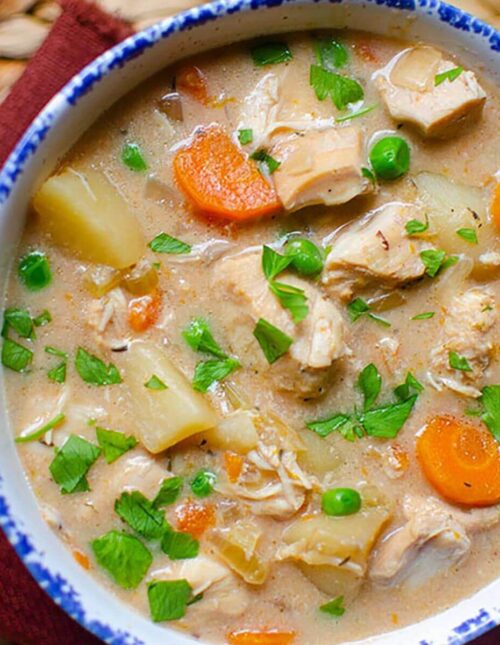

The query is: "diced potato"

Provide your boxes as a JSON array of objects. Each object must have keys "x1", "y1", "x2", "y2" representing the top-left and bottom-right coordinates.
[
  {"x1": 297, "y1": 430, "x2": 341, "y2": 477},
  {"x1": 33, "y1": 168, "x2": 145, "y2": 268},
  {"x1": 124, "y1": 341, "x2": 217, "y2": 453},
  {"x1": 296, "y1": 562, "x2": 362, "y2": 601},
  {"x1": 203, "y1": 410, "x2": 259, "y2": 453},
  {"x1": 208, "y1": 521, "x2": 268, "y2": 585}
]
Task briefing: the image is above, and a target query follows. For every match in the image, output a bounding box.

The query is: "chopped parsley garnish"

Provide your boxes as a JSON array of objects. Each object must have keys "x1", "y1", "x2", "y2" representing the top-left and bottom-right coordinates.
[
  {"x1": 412, "y1": 311, "x2": 435, "y2": 320},
  {"x1": 115, "y1": 491, "x2": 169, "y2": 540},
  {"x1": 49, "y1": 435, "x2": 101, "y2": 494},
  {"x1": 448, "y1": 351, "x2": 472, "y2": 372},
  {"x1": 18, "y1": 251, "x2": 52, "y2": 291},
  {"x1": 405, "y1": 218, "x2": 429, "y2": 236},
  {"x1": 149, "y1": 232, "x2": 191, "y2": 255},
  {"x1": 45, "y1": 345, "x2": 68, "y2": 358},
  {"x1": 359, "y1": 395, "x2": 418, "y2": 439},
  {"x1": 307, "y1": 413, "x2": 355, "y2": 439},
  {"x1": 92, "y1": 530, "x2": 152, "y2": 589},
  {"x1": 161, "y1": 531, "x2": 199, "y2": 560},
  {"x1": 253, "y1": 318, "x2": 293, "y2": 364},
  {"x1": 183, "y1": 317, "x2": 227, "y2": 359},
  {"x1": 358, "y1": 363, "x2": 381, "y2": 410},
  {"x1": 394, "y1": 372, "x2": 423, "y2": 401},
  {"x1": 48, "y1": 361, "x2": 66, "y2": 383},
  {"x1": 262, "y1": 246, "x2": 292, "y2": 281},
  {"x1": 192, "y1": 357, "x2": 241, "y2": 392},
  {"x1": 314, "y1": 38, "x2": 348, "y2": 70},
  {"x1": 250, "y1": 149, "x2": 281, "y2": 174},
  {"x1": 96, "y1": 427, "x2": 138, "y2": 464},
  {"x1": 1, "y1": 338, "x2": 33, "y2": 372},
  {"x1": 320, "y1": 595, "x2": 346, "y2": 617},
  {"x1": 335, "y1": 104, "x2": 376, "y2": 123},
  {"x1": 347, "y1": 297, "x2": 390, "y2": 327},
  {"x1": 310, "y1": 65, "x2": 364, "y2": 110},
  {"x1": 238, "y1": 128, "x2": 253, "y2": 145},
  {"x1": 144, "y1": 374, "x2": 168, "y2": 390},
  {"x1": 147, "y1": 579, "x2": 192, "y2": 622},
  {"x1": 2, "y1": 307, "x2": 34, "y2": 339},
  {"x1": 456, "y1": 227, "x2": 478, "y2": 244},
  {"x1": 33, "y1": 309, "x2": 52, "y2": 327},
  {"x1": 434, "y1": 66, "x2": 463, "y2": 86},
  {"x1": 16, "y1": 413, "x2": 65, "y2": 444},
  {"x1": 75, "y1": 347, "x2": 121, "y2": 386},
  {"x1": 420, "y1": 249, "x2": 457, "y2": 278},
  {"x1": 153, "y1": 477, "x2": 183, "y2": 508},
  {"x1": 190, "y1": 469, "x2": 216, "y2": 498},
  {"x1": 250, "y1": 41, "x2": 292, "y2": 67},
  {"x1": 480, "y1": 385, "x2": 500, "y2": 442},
  {"x1": 121, "y1": 142, "x2": 148, "y2": 171},
  {"x1": 269, "y1": 281, "x2": 309, "y2": 324}
]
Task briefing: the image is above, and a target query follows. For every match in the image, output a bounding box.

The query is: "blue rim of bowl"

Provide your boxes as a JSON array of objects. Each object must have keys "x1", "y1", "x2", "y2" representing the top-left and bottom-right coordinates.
[{"x1": 0, "y1": 0, "x2": 499, "y2": 643}]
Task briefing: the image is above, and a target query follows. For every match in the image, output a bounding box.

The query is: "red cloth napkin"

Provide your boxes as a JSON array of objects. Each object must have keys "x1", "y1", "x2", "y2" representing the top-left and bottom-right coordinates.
[{"x1": 0, "y1": 1, "x2": 499, "y2": 644}]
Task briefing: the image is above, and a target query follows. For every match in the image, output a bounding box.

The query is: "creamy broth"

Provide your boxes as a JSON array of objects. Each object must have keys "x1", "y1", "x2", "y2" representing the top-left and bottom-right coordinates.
[{"x1": 3, "y1": 31, "x2": 500, "y2": 645}]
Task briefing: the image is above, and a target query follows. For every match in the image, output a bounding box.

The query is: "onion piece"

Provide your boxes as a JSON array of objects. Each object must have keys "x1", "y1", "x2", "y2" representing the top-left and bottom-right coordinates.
[
  {"x1": 83, "y1": 264, "x2": 122, "y2": 298},
  {"x1": 157, "y1": 91, "x2": 183, "y2": 122},
  {"x1": 390, "y1": 46, "x2": 442, "y2": 92},
  {"x1": 121, "y1": 259, "x2": 159, "y2": 296}
]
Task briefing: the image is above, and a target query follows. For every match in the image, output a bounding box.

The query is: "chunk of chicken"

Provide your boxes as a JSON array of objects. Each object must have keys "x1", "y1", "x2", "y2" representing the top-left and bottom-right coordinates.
[
  {"x1": 376, "y1": 46, "x2": 486, "y2": 138},
  {"x1": 323, "y1": 202, "x2": 431, "y2": 298},
  {"x1": 430, "y1": 287, "x2": 496, "y2": 398},
  {"x1": 370, "y1": 494, "x2": 500, "y2": 587},
  {"x1": 271, "y1": 127, "x2": 372, "y2": 212},
  {"x1": 237, "y1": 72, "x2": 372, "y2": 210},
  {"x1": 212, "y1": 250, "x2": 348, "y2": 397}
]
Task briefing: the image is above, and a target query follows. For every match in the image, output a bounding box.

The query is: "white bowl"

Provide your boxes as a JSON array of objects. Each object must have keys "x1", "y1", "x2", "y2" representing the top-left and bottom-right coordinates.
[{"x1": 0, "y1": 1, "x2": 499, "y2": 643}]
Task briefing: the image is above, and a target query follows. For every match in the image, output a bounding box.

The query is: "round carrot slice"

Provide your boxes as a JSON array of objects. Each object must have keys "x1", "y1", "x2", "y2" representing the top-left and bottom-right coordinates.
[
  {"x1": 173, "y1": 125, "x2": 282, "y2": 222},
  {"x1": 417, "y1": 415, "x2": 500, "y2": 506},
  {"x1": 227, "y1": 630, "x2": 296, "y2": 645},
  {"x1": 491, "y1": 182, "x2": 500, "y2": 232}
]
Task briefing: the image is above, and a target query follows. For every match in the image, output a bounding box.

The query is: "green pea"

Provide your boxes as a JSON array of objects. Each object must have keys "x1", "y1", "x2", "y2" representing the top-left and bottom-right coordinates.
[
  {"x1": 284, "y1": 238, "x2": 324, "y2": 276},
  {"x1": 18, "y1": 251, "x2": 52, "y2": 291},
  {"x1": 121, "y1": 142, "x2": 148, "y2": 172},
  {"x1": 190, "y1": 469, "x2": 216, "y2": 498},
  {"x1": 369, "y1": 136, "x2": 410, "y2": 180},
  {"x1": 322, "y1": 487, "x2": 361, "y2": 516}
]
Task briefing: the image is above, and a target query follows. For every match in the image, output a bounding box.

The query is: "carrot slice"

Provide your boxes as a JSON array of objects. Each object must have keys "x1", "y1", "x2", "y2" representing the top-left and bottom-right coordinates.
[
  {"x1": 176, "y1": 65, "x2": 211, "y2": 105},
  {"x1": 417, "y1": 415, "x2": 500, "y2": 506},
  {"x1": 173, "y1": 125, "x2": 282, "y2": 222},
  {"x1": 128, "y1": 289, "x2": 162, "y2": 332},
  {"x1": 73, "y1": 549, "x2": 91, "y2": 570},
  {"x1": 175, "y1": 499, "x2": 215, "y2": 538},
  {"x1": 224, "y1": 451, "x2": 244, "y2": 483},
  {"x1": 227, "y1": 630, "x2": 296, "y2": 645},
  {"x1": 491, "y1": 182, "x2": 500, "y2": 232}
]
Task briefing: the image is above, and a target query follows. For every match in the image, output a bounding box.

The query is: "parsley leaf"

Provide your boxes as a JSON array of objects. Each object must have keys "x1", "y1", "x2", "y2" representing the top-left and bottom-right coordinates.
[
  {"x1": 45, "y1": 345, "x2": 68, "y2": 358},
  {"x1": 250, "y1": 149, "x2": 281, "y2": 174},
  {"x1": 96, "y1": 427, "x2": 137, "y2": 464},
  {"x1": 320, "y1": 595, "x2": 345, "y2": 617},
  {"x1": 149, "y1": 232, "x2": 191, "y2": 255},
  {"x1": 238, "y1": 128, "x2": 253, "y2": 145},
  {"x1": 310, "y1": 65, "x2": 364, "y2": 110},
  {"x1": 358, "y1": 363, "x2": 382, "y2": 410},
  {"x1": 336, "y1": 104, "x2": 376, "y2": 123},
  {"x1": 33, "y1": 309, "x2": 52, "y2": 327},
  {"x1": 75, "y1": 347, "x2": 121, "y2": 386},
  {"x1": 192, "y1": 357, "x2": 241, "y2": 392},
  {"x1": 262, "y1": 246, "x2": 292, "y2": 281},
  {"x1": 92, "y1": 530, "x2": 152, "y2": 589},
  {"x1": 394, "y1": 372, "x2": 424, "y2": 400},
  {"x1": 412, "y1": 311, "x2": 435, "y2": 320},
  {"x1": 115, "y1": 491, "x2": 169, "y2": 540},
  {"x1": 420, "y1": 249, "x2": 457, "y2": 278},
  {"x1": 148, "y1": 579, "x2": 192, "y2": 622},
  {"x1": 122, "y1": 142, "x2": 148, "y2": 171},
  {"x1": 359, "y1": 395, "x2": 418, "y2": 439},
  {"x1": 456, "y1": 227, "x2": 478, "y2": 244},
  {"x1": 362, "y1": 167, "x2": 376, "y2": 183},
  {"x1": 480, "y1": 385, "x2": 500, "y2": 442},
  {"x1": 2, "y1": 307, "x2": 34, "y2": 339},
  {"x1": 347, "y1": 297, "x2": 390, "y2": 327},
  {"x1": 161, "y1": 531, "x2": 199, "y2": 560},
  {"x1": 49, "y1": 435, "x2": 101, "y2": 494},
  {"x1": 182, "y1": 317, "x2": 227, "y2": 359},
  {"x1": 269, "y1": 281, "x2": 309, "y2": 323},
  {"x1": 48, "y1": 361, "x2": 66, "y2": 383},
  {"x1": 144, "y1": 374, "x2": 168, "y2": 390},
  {"x1": 16, "y1": 413, "x2": 65, "y2": 444},
  {"x1": 153, "y1": 477, "x2": 183, "y2": 508},
  {"x1": 314, "y1": 38, "x2": 348, "y2": 70},
  {"x1": 405, "y1": 219, "x2": 429, "y2": 236},
  {"x1": 253, "y1": 318, "x2": 293, "y2": 364},
  {"x1": 448, "y1": 351, "x2": 472, "y2": 372},
  {"x1": 435, "y1": 66, "x2": 463, "y2": 86},
  {"x1": 306, "y1": 413, "x2": 353, "y2": 438},
  {"x1": 1, "y1": 337, "x2": 33, "y2": 372},
  {"x1": 251, "y1": 41, "x2": 292, "y2": 66}
]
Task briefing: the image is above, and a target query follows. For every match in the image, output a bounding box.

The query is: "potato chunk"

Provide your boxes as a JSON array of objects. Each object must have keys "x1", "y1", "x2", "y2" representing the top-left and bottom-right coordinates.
[
  {"x1": 124, "y1": 341, "x2": 217, "y2": 453},
  {"x1": 33, "y1": 168, "x2": 145, "y2": 268},
  {"x1": 203, "y1": 410, "x2": 259, "y2": 454}
]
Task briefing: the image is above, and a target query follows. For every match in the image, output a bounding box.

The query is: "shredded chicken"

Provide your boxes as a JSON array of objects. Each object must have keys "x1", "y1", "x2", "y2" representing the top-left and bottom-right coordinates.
[{"x1": 85, "y1": 287, "x2": 131, "y2": 350}]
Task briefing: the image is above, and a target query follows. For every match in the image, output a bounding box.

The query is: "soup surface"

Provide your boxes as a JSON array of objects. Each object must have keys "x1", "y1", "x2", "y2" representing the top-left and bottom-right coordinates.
[{"x1": 3, "y1": 30, "x2": 500, "y2": 645}]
